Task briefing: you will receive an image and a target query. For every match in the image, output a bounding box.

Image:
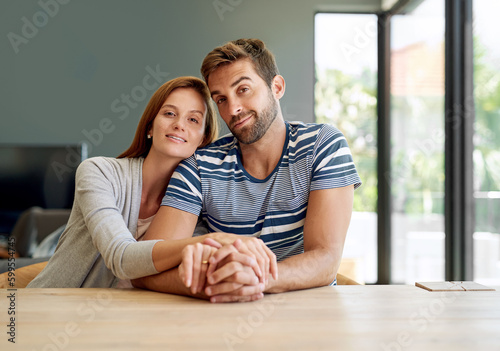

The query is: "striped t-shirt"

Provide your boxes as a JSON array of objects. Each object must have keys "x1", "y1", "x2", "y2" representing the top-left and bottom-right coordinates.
[{"x1": 162, "y1": 121, "x2": 362, "y2": 261}]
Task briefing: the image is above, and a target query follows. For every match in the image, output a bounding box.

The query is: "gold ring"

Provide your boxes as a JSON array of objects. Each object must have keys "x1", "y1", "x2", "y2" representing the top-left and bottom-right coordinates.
[{"x1": 202, "y1": 260, "x2": 208, "y2": 264}]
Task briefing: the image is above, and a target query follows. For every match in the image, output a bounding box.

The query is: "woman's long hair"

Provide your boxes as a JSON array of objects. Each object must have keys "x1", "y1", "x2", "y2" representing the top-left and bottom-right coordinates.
[{"x1": 118, "y1": 76, "x2": 218, "y2": 158}]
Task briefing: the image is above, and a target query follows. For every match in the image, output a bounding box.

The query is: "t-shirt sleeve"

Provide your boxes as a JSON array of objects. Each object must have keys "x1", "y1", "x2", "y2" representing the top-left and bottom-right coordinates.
[
  {"x1": 161, "y1": 155, "x2": 203, "y2": 215},
  {"x1": 310, "y1": 124, "x2": 362, "y2": 191}
]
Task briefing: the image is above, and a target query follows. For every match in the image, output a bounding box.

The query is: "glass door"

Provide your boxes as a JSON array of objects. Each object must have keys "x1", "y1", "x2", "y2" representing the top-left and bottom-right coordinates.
[
  {"x1": 472, "y1": 0, "x2": 500, "y2": 285},
  {"x1": 315, "y1": 13, "x2": 378, "y2": 283},
  {"x1": 390, "y1": 0, "x2": 446, "y2": 284}
]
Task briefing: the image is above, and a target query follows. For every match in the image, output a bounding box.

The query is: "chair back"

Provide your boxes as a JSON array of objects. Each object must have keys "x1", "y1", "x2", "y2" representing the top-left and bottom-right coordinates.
[
  {"x1": 11, "y1": 207, "x2": 70, "y2": 257},
  {"x1": 0, "y1": 261, "x2": 48, "y2": 288}
]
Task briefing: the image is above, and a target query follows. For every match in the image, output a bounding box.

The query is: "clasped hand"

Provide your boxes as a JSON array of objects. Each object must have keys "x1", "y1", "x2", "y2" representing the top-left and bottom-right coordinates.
[{"x1": 178, "y1": 236, "x2": 278, "y2": 303}]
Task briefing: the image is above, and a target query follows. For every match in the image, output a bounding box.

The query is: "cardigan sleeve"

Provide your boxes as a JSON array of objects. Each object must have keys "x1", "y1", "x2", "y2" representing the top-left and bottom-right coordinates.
[{"x1": 75, "y1": 158, "x2": 160, "y2": 280}]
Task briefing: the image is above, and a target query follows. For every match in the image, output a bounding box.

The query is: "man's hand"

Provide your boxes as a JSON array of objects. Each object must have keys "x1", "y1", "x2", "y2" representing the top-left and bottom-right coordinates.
[
  {"x1": 205, "y1": 260, "x2": 265, "y2": 303},
  {"x1": 203, "y1": 239, "x2": 274, "y2": 303},
  {"x1": 178, "y1": 241, "x2": 266, "y2": 302},
  {"x1": 207, "y1": 235, "x2": 278, "y2": 284}
]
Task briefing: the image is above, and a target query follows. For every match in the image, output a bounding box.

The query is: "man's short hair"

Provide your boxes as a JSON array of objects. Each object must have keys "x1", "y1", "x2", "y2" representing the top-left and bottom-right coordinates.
[{"x1": 201, "y1": 38, "x2": 280, "y2": 88}]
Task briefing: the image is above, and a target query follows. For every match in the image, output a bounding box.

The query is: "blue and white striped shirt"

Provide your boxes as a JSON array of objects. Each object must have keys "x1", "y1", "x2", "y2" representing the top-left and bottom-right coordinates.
[{"x1": 162, "y1": 121, "x2": 361, "y2": 261}]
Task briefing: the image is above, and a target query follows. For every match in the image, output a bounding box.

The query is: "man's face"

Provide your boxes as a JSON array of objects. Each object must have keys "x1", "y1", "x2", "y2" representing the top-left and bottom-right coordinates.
[{"x1": 208, "y1": 59, "x2": 279, "y2": 144}]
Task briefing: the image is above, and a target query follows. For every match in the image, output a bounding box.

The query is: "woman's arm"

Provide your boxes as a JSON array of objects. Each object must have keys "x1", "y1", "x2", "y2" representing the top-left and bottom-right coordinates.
[
  {"x1": 143, "y1": 206, "x2": 277, "y2": 276},
  {"x1": 134, "y1": 206, "x2": 276, "y2": 301},
  {"x1": 75, "y1": 158, "x2": 160, "y2": 280},
  {"x1": 144, "y1": 206, "x2": 207, "y2": 272},
  {"x1": 133, "y1": 241, "x2": 265, "y2": 302}
]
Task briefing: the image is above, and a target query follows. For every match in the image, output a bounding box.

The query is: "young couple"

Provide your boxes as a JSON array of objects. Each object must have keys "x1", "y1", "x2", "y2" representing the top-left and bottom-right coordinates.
[{"x1": 29, "y1": 39, "x2": 361, "y2": 303}]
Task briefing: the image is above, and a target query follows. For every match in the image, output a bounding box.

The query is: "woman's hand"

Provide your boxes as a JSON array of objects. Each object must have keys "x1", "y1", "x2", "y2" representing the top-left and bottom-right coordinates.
[{"x1": 178, "y1": 243, "x2": 217, "y2": 295}]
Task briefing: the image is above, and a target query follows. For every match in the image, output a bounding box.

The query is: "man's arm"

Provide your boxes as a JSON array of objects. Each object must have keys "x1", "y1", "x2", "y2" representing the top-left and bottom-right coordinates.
[
  {"x1": 132, "y1": 265, "x2": 263, "y2": 303},
  {"x1": 264, "y1": 185, "x2": 353, "y2": 293},
  {"x1": 133, "y1": 267, "x2": 207, "y2": 299}
]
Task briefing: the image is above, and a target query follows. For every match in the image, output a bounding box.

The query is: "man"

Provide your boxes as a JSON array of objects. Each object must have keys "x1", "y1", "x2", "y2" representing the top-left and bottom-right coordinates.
[{"x1": 134, "y1": 39, "x2": 361, "y2": 302}]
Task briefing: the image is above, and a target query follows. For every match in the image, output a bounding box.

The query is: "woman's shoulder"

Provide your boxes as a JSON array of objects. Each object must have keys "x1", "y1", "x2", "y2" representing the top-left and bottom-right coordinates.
[
  {"x1": 80, "y1": 156, "x2": 143, "y2": 166},
  {"x1": 78, "y1": 156, "x2": 143, "y2": 177}
]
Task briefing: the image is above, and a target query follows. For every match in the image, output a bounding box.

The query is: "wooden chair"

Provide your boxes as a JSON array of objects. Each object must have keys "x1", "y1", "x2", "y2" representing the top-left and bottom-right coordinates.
[
  {"x1": 337, "y1": 258, "x2": 363, "y2": 285},
  {"x1": 0, "y1": 261, "x2": 48, "y2": 288},
  {"x1": 336, "y1": 272, "x2": 361, "y2": 285}
]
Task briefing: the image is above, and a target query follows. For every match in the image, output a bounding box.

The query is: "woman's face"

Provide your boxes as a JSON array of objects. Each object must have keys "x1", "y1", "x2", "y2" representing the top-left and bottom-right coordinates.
[{"x1": 149, "y1": 88, "x2": 207, "y2": 161}]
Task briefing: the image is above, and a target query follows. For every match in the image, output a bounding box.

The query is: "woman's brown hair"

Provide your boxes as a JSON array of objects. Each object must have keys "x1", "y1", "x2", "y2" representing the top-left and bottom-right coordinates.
[{"x1": 118, "y1": 76, "x2": 218, "y2": 158}]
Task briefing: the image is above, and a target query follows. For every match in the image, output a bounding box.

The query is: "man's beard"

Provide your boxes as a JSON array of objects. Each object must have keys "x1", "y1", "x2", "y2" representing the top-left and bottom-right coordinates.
[{"x1": 229, "y1": 92, "x2": 279, "y2": 145}]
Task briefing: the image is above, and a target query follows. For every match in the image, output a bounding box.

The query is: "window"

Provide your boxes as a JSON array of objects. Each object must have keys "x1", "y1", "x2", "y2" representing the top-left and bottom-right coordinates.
[
  {"x1": 473, "y1": 0, "x2": 500, "y2": 285},
  {"x1": 315, "y1": 0, "x2": 497, "y2": 285},
  {"x1": 390, "y1": 0, "x2": 445, "y2": 284},
  {"x1": 315, "y1": 13, "x2": 378, "y2": 283}
]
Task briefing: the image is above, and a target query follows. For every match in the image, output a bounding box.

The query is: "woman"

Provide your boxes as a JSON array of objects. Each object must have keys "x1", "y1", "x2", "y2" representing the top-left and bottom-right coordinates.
[{"x1": 28, "y1": 76, "x2": 222, "y2": 288}]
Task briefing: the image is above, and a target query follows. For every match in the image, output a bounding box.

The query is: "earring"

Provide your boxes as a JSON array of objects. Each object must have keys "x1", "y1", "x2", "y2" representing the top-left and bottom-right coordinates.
[{"x1": 147, "y1": 135, "x2": 151, "y2": 139}]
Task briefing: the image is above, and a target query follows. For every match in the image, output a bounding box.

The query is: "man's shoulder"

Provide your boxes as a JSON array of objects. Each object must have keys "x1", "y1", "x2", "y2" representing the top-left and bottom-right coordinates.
[
  {"x1": 287, "y1": 121, "x2": 343, "y2": 144},
  {"x1": 195, "y1": 133, "x2": 237, "y2": 157},
  {"x1": 174, "y1": 135, "x2": 238, "y2": 178},
  {"x1": 288, "y1": 121, "x2": 340, "y2": 134}
]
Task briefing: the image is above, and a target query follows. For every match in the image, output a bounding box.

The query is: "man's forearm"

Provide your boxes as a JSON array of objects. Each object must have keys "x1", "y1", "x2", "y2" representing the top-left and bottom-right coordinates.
[
  {"x1": 132, "y1": 268, "x2": 209, "y2": 300},
  {"x1": 133, "y1": 258, "x2": 266, "y2": 303},
  {"x1": 264, "y1": 248, "x2": 340, "y2": 293},
  {"x1": 266, "y1": 186, "x2": 353, "y2": 293}
]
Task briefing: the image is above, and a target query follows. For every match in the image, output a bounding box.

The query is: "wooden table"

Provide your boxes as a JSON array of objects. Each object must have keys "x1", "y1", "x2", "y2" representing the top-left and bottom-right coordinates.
[{"x1": 1, "y1": 285, "x2": 499, "y2": 350}]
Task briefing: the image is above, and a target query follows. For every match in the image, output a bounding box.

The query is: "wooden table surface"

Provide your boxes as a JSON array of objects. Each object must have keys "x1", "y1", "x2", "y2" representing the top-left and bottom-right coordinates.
[{"x1": 1, "y1": 285, "x2": 499, "y2": 350}]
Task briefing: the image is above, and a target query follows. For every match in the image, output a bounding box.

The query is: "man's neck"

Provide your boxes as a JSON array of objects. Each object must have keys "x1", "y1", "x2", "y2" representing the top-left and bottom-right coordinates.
[{"x1": 238, "y1": 116, "x2": 287, "y2": 180}]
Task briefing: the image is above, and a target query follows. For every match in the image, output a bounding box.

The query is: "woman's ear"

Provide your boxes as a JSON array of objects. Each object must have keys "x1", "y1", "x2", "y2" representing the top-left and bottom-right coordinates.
[{"x1": 272, "y1": 75, "x2": 286, "y2": 100}]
